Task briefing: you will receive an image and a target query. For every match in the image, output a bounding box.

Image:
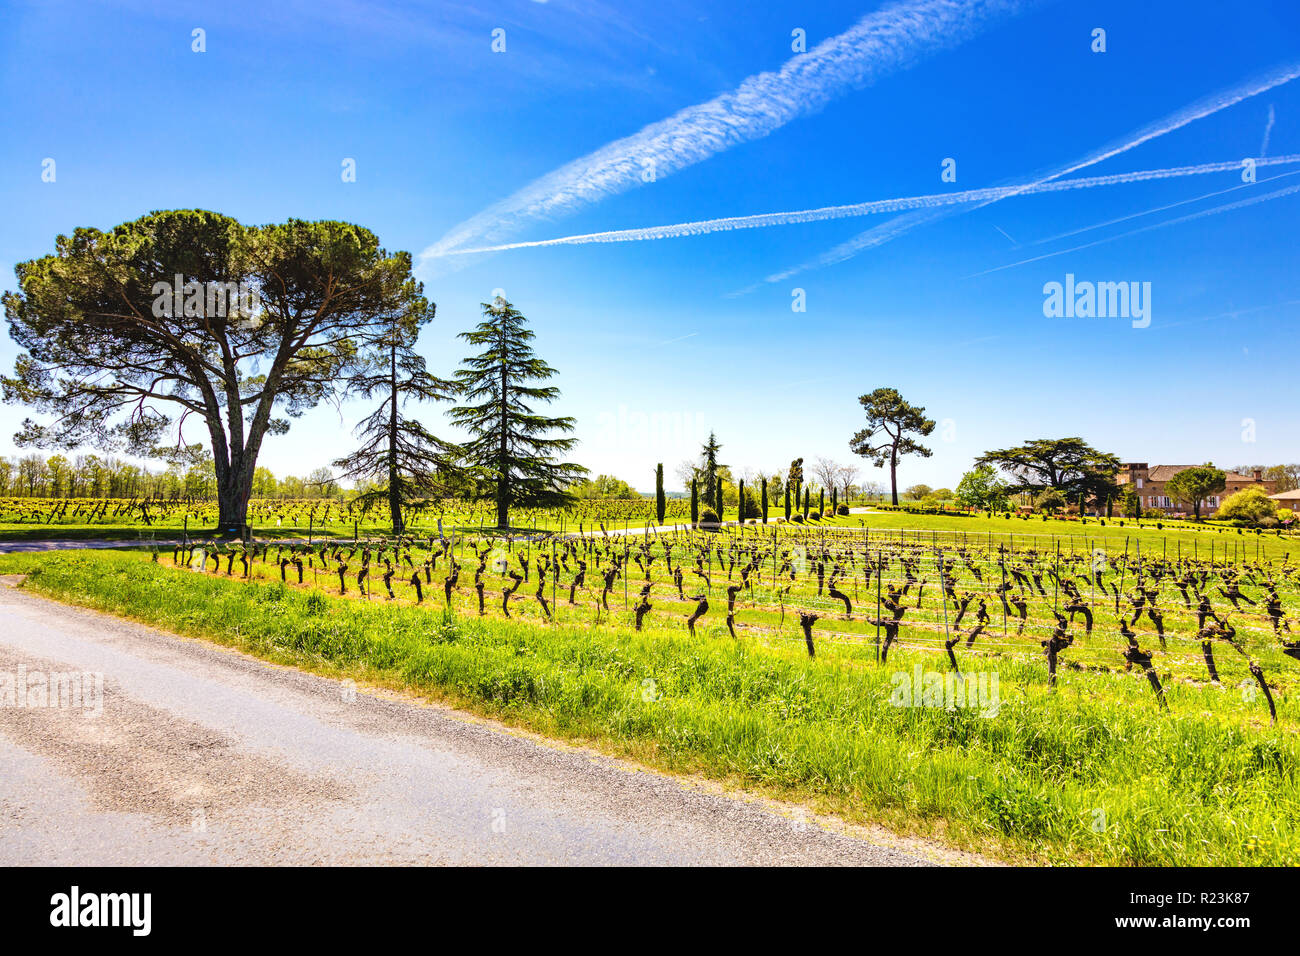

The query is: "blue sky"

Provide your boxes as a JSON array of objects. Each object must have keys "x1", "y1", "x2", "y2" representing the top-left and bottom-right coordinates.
[{"x1": 1, "y1": 0, "x2": 1298, "y2": 492}]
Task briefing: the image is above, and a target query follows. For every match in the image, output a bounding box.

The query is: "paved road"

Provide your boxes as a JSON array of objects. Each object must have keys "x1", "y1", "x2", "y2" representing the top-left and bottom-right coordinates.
[
  {"x1": 0, "y1": 581, "x2": 946, "y2": 866},
  {"x1": 0, "y1": 539, "x2": 158, "y2": 553}
]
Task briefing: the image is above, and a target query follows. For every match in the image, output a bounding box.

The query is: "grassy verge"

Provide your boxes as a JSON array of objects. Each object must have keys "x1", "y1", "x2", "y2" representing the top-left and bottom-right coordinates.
[{"x1": 2, "y1": 548, "x2": 1297, "y2": 866}]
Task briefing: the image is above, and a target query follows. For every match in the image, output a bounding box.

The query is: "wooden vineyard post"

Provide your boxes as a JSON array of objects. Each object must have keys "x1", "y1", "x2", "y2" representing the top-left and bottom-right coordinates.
[
  {"x1": 1116, "y1": 536, "x2": 1129, "y2": 613},
  {"x1": 1053, "y1": 541, "x2": 1060, "y2": 615},
  {"x1": 1136, "y1": 539, "x2": 1142, "y2": 596},
  {"x1": 764, "y1": 528, "x2": 774, "y2": 595},
  {"x1": 939, "y1": 548, "x2": 956, "y2": 674},
  {"x1": 875, "y1": 548, "x2": 882, "y2": 663},
  {"x1": 1000, "y1": 544, "x2": 1008, "y2": 638}
]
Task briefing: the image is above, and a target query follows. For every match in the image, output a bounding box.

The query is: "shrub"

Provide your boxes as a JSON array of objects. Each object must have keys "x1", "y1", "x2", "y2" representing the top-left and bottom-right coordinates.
[
  {"x1": 836, "y1": 505, "x2": 849, "y2": 516},
  {"x1": 791, "y1": 514, "x2": 804, "y2": 523},
  {"x1": 809, "y1": 511, "x2": 822, "y2": 520},
  {"x1": 698, "y1": 506, "x2": 720, "y2": 525},
  {"x1": 1214, "y1": 487, "x2": 1277, "y2": 526}
]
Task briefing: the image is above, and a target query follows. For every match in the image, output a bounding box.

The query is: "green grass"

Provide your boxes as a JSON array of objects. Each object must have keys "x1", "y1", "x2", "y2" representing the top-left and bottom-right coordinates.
[
  {"x1": 3, "y1": 547, "x2": 1298, "y2": 866},
  {"x1": 814, "y1": 509, "x2": 1299, "y2": 561}
]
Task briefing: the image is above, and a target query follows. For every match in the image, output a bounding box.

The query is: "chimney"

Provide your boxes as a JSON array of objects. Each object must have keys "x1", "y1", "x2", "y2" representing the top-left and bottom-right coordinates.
[{"x1": 1254, "y1": 468, "x2": 1263, "y2": 482}]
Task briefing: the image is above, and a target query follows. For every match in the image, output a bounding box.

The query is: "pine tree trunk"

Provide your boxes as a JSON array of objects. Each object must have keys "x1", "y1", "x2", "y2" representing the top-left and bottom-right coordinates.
[
  {"x1": 388, "y1": 341, "x2": 404, "y2": 535},
  {"x1": 215, "y1": 472, "x2": 247, "y2": 534},
  {"x1": 890, "y1": 449, "x2": 899, "y2": 506}
]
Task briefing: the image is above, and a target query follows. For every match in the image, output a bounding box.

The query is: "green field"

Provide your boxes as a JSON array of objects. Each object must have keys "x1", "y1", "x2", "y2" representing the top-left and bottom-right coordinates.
[{"x1": 4, "y1": 510, "x2": 1299, "y2": 866}]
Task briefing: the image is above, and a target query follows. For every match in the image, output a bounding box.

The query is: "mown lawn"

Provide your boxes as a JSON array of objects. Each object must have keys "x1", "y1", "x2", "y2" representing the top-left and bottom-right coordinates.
[{"x1": 2, "y1": 547, "x2": 1297, "y2": 866}]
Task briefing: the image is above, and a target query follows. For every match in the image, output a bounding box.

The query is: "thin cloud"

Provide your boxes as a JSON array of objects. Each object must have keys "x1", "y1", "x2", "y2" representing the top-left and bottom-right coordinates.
[
  {"x1": 1030, "y1": 166, "x2": 1287, "y2": 245},
  {"x1": 761, "y1": 60, "x2": 1300, "y2": 285},
  {"x1": 965, "y1": 173, "x2": 1300, "y2": 277},
  {"x1": 419, "y1": 0, "x2": 1038, "y2": 272},
  {"x1": 437, "y1": 154, "x2": 1300, "y2": 255}
]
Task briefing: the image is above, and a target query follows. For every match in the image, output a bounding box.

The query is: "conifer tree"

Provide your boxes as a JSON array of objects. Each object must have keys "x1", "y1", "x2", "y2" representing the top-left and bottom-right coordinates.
[
  {"x1": 449, "y1": 298, "x2": 585, "y2": 529},
  {"x1": 331, "y1": 284, "x2": 458, "y2": 535},
  {"x1": 700, "y1": 432, "x2": 724, "y2": 506},
  {"x1": 655, "y1": 462, "x2": 666, "y2": 525}
]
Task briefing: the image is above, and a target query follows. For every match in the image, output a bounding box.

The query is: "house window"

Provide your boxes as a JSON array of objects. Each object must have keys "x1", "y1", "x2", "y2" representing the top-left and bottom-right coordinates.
[{"x1": 1136, "y1": 478, "x2": 1144, "y2": 489}]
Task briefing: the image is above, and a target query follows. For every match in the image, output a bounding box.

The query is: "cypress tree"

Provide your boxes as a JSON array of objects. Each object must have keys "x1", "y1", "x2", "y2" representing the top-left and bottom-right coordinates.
[
  {"x1": 761, "y1": 476, "x2": 769, "y2": 524},
  {"x1": 699, "y1": 432, "x2": 724, "y2": 507},
  {"x1": 803, "y1": 487, "x2": 810, "y2": 518},
  {"x1": 784, "y1": 484, "x2": 791, "y2": 520},
  {"x1": 819, "y1": 488, "x2": 825, "y2": 516},
  {"x1": 738, "y1": 479, "x2": 746, "y2": 522},
  {"x1": 831, "y1": 486, "x2": 838, "y2": 516},
  {"x1": 655, "y1": 463, "x2": 666, "y2": 525},
  {"x1": 690, "y1": 478, "x2": 699, "y2": 526}
]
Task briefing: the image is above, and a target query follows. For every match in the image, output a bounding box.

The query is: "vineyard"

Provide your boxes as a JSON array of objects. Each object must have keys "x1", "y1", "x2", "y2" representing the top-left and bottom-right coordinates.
[
  {"x1": 139, "y1": 521, "x2": 1300, "y2": 722},
  {"x1": 0, "y1": 496, "x2": 696, "y2": 537},
  {"x1": 8, "y1": 515, "x2": 1300, "y2": 865},
  {"x1": 7, "y1": 486, "x2": 1300, "y2": 865}
]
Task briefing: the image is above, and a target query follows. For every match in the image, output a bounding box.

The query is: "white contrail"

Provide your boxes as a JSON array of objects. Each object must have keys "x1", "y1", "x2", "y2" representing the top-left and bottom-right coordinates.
[
  {"x1": 419, "y1": 0, "x2": 1038, "y2": 270},
  {"x1": 1262, "y1": 104, "x2": 1276, "y2": 155},
  {"x1": 761, "y1": 60, "x2": 1300, "y2": 284},
  {"x1": 1030, "y1": 166, "x2": 1284, "y2": 245},
  {"x1": 966, "y1": 173, "x2": 1300, "y2": 276},
  {"x1": 436, "y1": 154, "x2": 1300, "y2": 255}
]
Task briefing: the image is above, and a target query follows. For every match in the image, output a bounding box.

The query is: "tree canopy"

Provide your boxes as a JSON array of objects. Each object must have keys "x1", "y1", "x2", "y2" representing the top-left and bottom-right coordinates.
[
  {"x1": 448, "y1": 297, "x2": 586, "y2": 529},
  {"x1": 1214, "y1": 486, "x2": 1277, "y2": 525},
  {"x1": 2, "y1": 209, "x2": 419, "y2": 530},
  {"x1": 1164, "y1": 465, "x2": 1225, "y2": 521},
  {"x1": 974, "y1": 437, "x2": 1119, "y2": 504},
  {"x1": 955, "y1": 464, "x2": 1009, "y2": 511},
  {"x1": 848, "y1": 387, "x2": 935, "y2": 506},
  {"x1": 572, "y1": 474, "x2": 639, "y2": 499},
  {"x1": 330, "y1": 285, "x2": 458, "y2": 534}
]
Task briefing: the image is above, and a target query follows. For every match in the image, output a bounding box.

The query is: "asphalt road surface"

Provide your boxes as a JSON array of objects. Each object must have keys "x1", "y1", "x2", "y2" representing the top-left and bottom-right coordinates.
[{"x1": 0, "y1": 580, "x2": 958, "y2": 866}]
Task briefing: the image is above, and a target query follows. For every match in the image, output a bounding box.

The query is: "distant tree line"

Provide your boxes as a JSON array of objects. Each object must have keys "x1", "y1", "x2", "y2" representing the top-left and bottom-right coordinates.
[{"x1": 0, "y1": 451, "x2": 339, "y2": 501}]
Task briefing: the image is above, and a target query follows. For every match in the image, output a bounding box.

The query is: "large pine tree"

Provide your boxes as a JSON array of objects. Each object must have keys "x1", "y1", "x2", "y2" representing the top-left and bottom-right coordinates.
[
  {"x1": 330, "y1": 285, "x2": 458, "y2": 535},
  {"x1": 449, "y1": 298, "x2": 586, "y2": 529}
]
